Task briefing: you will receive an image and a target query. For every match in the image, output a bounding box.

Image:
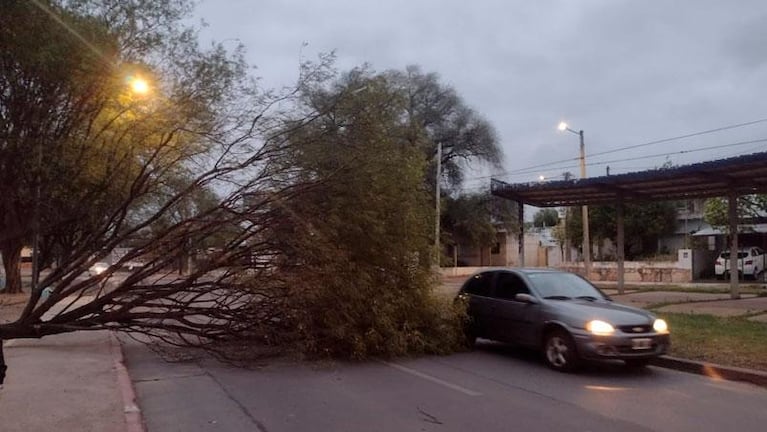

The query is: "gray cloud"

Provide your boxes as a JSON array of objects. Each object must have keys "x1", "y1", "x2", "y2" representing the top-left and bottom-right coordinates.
[{"x1": 195, "y1": 0, "x2": 767, "y2": 187}]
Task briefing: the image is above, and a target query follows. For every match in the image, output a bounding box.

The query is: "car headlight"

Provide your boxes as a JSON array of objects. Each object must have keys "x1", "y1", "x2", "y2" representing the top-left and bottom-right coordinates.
[
  {"x1": 653, "y1": 319, "x2": 669, "y2": 333},
  {"x1": 585, "y1": 320, "x2": 615, "y2": 336}
]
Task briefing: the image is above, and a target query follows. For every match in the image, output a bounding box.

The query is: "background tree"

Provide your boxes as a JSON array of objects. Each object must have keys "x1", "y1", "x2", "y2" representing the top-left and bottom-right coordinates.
[
  {"x1": 704, "y1": 195, "x2": 767, "y2": 232},
  {"x1": 442, "y1": 192, "x2": 518, "y2": 265},
  {"x1": 533, "y1": 208, "x2": 559, "y2": 228},
  {"x1": 564, "y1": 202, "x2": 677, "y2": 260},
  {"x1": 386, "y1": 65, "x2": 502, "y2": 191}
]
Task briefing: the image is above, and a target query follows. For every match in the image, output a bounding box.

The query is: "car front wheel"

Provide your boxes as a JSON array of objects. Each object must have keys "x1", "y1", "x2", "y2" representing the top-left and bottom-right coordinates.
[{"x1": 543, "y1": 329, "x2": 580, "y2": 372}]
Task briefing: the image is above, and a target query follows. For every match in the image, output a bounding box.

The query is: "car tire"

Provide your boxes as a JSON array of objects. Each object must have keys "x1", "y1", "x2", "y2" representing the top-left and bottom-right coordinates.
[
  {"x1": 624, "y1": 358, "x2": 651, "y2": 369},
  {"x1": 543, "y1": 329, "x2": 580, "y2": 372}
]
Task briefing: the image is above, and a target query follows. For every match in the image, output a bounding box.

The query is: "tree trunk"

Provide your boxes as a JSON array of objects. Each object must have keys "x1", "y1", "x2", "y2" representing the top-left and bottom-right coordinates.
[
  {"x1": 0, "y1": 340, "x2": 7, "y2": 386},
  {"x1": 1, "y1": 239, "x2": 23, "y2": 294}
]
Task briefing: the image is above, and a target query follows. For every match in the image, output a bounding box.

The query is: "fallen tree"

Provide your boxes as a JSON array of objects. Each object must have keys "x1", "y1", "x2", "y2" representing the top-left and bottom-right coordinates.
[{"x1": 0, "y1": 0, "x2": 330, "y2": 385}]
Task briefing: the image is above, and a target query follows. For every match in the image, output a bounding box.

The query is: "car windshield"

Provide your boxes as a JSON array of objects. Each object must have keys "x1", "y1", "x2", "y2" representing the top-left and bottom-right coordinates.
[
  {"x1": 526, "y1": 272, "x2": 606, "y2": 300},
  {"x1": 720, "y1": 252, "x2": 749, "y2": 259}
]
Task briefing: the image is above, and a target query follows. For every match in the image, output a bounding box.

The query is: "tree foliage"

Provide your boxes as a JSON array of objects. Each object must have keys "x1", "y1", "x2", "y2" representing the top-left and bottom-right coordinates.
[
  {"x1": 564, "y1": 201, "x2": 677, "y2": 260},
  {"x1": 0, "y1": 0, "x2": 319, "y2": 384},
  {"x1": 533, "y1": 208, "x2": 559, "y2": 228},
  {"x1": 442, "y1": 192, "x2": 518, "y2": 251},
  {"x1": 384, "y1": 65, "x2": 502, "y2": 190},
  {"x1": 703, "y1": 195, "x2": 767, "y2": 231},
  {"x1": 256, "y1": 69, "x2": 466, "y2": 358}
]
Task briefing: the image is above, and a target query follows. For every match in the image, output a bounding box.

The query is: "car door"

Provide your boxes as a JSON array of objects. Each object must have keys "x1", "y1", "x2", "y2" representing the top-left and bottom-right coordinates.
[
  {"x1": 486, "y1": 271, "x2": 540, "y2": 346},
  {"x1": 460, "y1": 271, "x2": 496, "y2": 338}
]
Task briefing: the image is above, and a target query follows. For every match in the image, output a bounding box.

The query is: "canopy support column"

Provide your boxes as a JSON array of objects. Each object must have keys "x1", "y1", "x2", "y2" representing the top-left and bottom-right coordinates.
[
  {"x1": 728, "y1": 189, "x2": 740, "y2": 299},
  {"x1": 518, "y1": 201, "x2": 525, "y2": 267},
  {"x1": 616, "y1": 198, "x2": 625, "y2": 294}
]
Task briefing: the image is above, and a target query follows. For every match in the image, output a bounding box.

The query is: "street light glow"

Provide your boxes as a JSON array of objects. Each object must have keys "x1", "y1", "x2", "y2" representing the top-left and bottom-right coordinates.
[
  {"x1": 557, "y1": 121, "x2": 568, "y2": 132},
  {"x1": 130, "y1": 76, "x2": 150, "y2": 95}
]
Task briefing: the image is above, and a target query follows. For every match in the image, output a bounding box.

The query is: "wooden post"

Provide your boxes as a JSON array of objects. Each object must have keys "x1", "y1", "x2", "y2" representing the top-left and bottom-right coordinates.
[
  {"x1": 728, "y1": 190, "x2": 740, "y2": 299},
  {"x1": 616, "y1": 199, "x2": 625, "y2": 294},
  {"x1": 518, "y1": 201, "x2": 525, "y2": 267}
]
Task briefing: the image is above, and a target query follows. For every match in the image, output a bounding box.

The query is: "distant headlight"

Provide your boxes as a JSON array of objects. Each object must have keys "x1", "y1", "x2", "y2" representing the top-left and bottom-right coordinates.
[
  {"x1": 585, "y1": 320, "x2": 615, "y2": 336},
  {"x1": 653, "y1": 319, "x2": 669, "y2": 333}
]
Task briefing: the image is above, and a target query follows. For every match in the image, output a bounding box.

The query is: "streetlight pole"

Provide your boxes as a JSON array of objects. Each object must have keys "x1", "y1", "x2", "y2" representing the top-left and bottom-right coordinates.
[{"x1": 559, "y1": 122, "x2": 591, "y2": 278}]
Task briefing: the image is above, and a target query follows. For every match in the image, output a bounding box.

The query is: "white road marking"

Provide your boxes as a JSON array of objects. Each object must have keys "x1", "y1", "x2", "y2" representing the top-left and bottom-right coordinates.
[{"x1": 380, "y1": 360, "x2": 482, "y2": 397}]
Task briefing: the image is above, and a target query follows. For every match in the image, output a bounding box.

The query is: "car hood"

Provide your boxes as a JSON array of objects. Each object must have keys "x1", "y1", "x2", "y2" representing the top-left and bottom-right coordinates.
[{"x1": 545, "y1": 299, "x2": 654, "y2": 327}]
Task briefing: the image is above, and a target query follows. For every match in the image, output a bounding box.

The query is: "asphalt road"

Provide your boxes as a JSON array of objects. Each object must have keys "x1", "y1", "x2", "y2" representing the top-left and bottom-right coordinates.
[{"x1": 124, "y1": 340, "x2": 767, "y2": 432}]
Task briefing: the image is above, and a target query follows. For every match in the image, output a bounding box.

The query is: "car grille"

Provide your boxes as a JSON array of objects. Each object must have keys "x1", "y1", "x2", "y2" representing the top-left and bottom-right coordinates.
[{"x1": 618, "y1": 324, "x2": 652, "y2": 334}]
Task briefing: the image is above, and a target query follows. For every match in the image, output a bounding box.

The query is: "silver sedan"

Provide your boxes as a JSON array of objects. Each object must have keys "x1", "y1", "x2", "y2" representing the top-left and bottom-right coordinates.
[{"x1": 457, "y1": 268, "x2": 670, "y2": 372}]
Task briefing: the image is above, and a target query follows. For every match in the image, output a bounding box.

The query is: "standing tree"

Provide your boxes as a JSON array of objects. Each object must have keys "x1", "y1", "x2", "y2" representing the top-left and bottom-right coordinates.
[
  {"x1": 442, "y1": 192, "x2": 518, "y2": 265},
  {"x1": 564, "y1": 202, "x2": 677, "y2": 260},
  {"x1": 386, "y1": 65, "x2": 502, "y2": 190},
  {"x1": 533, "y1": 208, "x2": 559, "y2": 228},
  {"x1": 703, "y1": 195, "x2": 767, "y2": 231}
]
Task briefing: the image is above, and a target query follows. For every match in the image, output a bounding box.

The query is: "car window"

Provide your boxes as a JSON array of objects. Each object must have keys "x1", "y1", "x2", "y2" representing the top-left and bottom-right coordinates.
[
  {"x1": 721, "y1": 251, "x2": 748, "y2": 259},
  {"x1": 463, "y1": 272, "x2": 493, "y2": 297},
  {"x1": 756, "y1": 248, "x2": 765, "y2": 255},
  {"x1": 526, "y1": 272, "x2": 605, "y2": 300},
  {"x1": 494, "y1": 272, "x2": 530, "y2": 300}
]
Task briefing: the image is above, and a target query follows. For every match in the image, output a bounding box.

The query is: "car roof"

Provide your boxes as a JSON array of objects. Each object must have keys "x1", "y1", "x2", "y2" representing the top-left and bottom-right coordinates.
[{"x1": 469, "y1": 267, "x2": 564, "y2": 276}]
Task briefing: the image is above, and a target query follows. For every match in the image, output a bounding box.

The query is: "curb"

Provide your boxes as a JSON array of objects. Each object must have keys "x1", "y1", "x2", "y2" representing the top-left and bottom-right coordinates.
[
  {"x1": 109, "y1": 333, "x2": 146, "y2": 432},
  {"x1": 652, "y1": 355, "x2": 767, "y2": 388}
]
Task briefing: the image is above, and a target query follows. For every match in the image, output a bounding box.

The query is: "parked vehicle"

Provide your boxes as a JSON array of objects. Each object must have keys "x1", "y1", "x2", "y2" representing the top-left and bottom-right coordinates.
[
  {"x1": 457, "y1": 268, "x2": 670, "y2": 372},
  {"x1": 714, "y1": 247, "x2": 765, "y2": 279}
]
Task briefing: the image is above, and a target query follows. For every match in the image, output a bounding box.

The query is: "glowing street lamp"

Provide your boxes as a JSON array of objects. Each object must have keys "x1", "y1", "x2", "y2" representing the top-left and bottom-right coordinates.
[{"x1": 129, "y1": 76, "x2": 150, "y2": 95}]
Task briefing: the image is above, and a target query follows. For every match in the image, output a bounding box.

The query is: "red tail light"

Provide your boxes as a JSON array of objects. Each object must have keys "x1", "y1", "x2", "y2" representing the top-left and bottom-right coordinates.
[{"x1": 745, "y1": 260, "x2": 753, "y2": 265}]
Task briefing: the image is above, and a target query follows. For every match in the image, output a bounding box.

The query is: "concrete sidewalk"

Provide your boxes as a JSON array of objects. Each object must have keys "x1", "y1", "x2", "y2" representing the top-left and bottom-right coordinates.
[{"x1": 0, "y1": 331, "x2": 133, "y2": 432}]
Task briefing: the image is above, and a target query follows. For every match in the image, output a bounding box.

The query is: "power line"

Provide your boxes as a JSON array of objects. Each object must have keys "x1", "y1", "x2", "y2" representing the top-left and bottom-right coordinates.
[
  {"x1": 588, "y1": 117, "x2": 767, "y2": 158},
  {"x1": 480, "y1": 117, "x2": 767, "y2": 181},
  {"x1": 488, "y1": 137, "x2": 767, "y2": 182}
]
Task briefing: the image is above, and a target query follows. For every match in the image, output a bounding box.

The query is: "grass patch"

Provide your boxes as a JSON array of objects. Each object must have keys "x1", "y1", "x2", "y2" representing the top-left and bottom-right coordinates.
[
  {"x1": 659, "y1": 313, "x2": 767, "y2": 371},
  {"x1": 636, "y1": 285, "x2": 765, "y2": 295}
]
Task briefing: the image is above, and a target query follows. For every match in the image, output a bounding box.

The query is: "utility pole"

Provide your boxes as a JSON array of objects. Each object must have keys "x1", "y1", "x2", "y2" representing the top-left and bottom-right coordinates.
[
  {"x1": 579, "y1": 129, "x2": 592, "y2": 278},
  {"x1": 435, "y1": 142, "x2": 442, "y2": 264},
  {"x1": 558, "y1": 122, "x2": 592, "y2": 278}
]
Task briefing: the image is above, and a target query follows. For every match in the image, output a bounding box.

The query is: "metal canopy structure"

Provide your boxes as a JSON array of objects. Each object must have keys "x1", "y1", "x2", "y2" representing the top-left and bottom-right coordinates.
[
  {"x1": 491, "y1": 151, "x2": 767, "y2": 207},
  {"x1": 490, "y1": 151, "x2": 767, "y2": 298}
]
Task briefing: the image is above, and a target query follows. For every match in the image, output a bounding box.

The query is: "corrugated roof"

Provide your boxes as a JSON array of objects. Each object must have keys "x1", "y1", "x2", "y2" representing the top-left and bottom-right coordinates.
[{"x1": 491, "y1": 151, "x2": 767, "y2": 207}]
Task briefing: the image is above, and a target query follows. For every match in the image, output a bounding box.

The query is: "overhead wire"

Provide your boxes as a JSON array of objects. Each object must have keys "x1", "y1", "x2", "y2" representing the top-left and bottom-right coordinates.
[
  {"x1": 471, "y1": 117, "x2": 767, "y2": 182},
  {"x1": 467, "y1": 136, "x2": 767, "y2": 184}
]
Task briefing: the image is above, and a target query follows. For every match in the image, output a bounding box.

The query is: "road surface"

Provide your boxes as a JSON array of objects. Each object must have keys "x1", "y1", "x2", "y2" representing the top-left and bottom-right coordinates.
[{"x1": 124, "y1": 340, "x2": 767, "y2": 432}]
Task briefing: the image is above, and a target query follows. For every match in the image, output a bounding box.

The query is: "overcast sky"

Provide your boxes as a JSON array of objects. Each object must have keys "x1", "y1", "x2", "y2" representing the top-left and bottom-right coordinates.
[{"x1": 194, "y1": 0, "x2": 767, "y2": 190}]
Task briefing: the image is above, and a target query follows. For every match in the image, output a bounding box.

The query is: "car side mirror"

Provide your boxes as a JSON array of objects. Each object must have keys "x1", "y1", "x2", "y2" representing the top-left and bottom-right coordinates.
[{"x1": 514, "y1": 293, "x2": 538, "y2": 304}]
